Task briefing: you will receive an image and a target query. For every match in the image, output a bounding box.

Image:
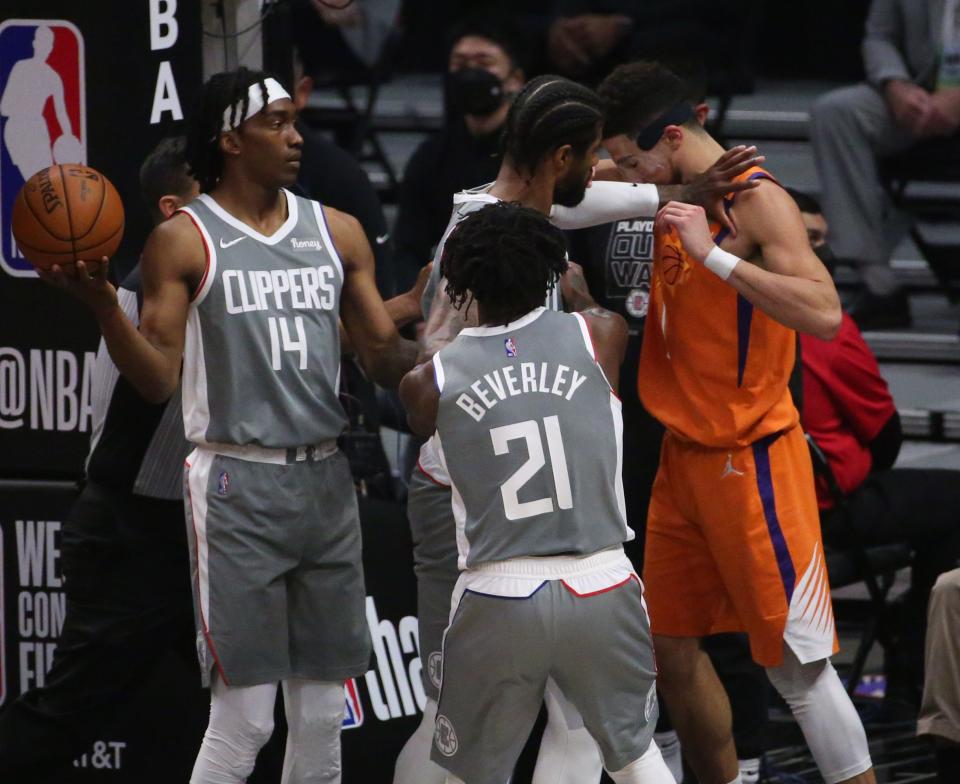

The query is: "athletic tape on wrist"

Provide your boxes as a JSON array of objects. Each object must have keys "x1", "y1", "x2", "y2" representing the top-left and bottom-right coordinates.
[
  {"x1": 704, "y1": 245, "x2": 740, "y2": 280},
  {"x1": 221, "y1": 78, "x2": 291, "y2": 132}
]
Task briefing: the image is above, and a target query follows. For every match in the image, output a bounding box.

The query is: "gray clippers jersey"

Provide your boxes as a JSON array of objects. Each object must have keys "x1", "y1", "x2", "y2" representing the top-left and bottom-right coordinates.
[
  {"x1": 434, "y1": 308, "x2": 632, "y2": 568},
  {"x1": 421, "y1": 186, "x2": 561, "y2": 318},
  {"x1": 179, "y1": 190, "x2": 347, "y2": 448}
]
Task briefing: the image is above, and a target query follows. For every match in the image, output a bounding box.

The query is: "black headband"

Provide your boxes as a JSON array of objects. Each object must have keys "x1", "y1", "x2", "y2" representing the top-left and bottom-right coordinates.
[{"x1": 635, "y1": 102, "x2": 696, "y2": 151}]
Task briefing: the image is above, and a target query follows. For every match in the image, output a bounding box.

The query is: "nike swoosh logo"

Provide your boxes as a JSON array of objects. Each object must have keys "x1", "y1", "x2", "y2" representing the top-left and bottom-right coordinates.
[
  {"x1": 219, "y1": 236, "x2": 247, "y2": 249},
  {"x1": 375, "y1": 233, "x2": 390, "y2": 245}
]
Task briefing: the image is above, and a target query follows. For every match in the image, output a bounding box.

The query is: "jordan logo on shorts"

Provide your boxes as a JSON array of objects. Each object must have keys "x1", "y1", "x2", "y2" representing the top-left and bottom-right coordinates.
[{"x1": 721, "y1": 453, "x2": 745, "y2": 479}]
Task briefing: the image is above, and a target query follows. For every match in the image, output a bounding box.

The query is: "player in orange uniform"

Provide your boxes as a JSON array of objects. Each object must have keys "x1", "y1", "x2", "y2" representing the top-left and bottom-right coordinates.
[{"x1": 598, "y1": 62, "x2": 875, "y2": 784}]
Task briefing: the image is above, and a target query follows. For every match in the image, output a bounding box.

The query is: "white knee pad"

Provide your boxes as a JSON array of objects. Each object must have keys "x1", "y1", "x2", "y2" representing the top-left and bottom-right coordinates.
[
  {"x1": 393, "y1": 698, "x2": 447, "y2": 784},
  {"x1": 766, "y1": 647, "x2": 872, "y2": 783},
  {"x1": 533, "y1": 678, "x2": 603, "y2": 784},
  {"x1": 281, "y1": 679, "x2": 345, "y2": 784},
  {"x1": 191, "y1": 678, "x2": 278, "y2": 784},
  {"x1": 607, "y1": 740, "x2": 676, "y2": 784}
]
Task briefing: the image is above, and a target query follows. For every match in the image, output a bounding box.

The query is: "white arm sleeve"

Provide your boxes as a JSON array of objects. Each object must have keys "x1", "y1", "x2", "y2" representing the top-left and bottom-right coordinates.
[{"x1": 549, "y1": 181, "x2": 660, "y2": 229}]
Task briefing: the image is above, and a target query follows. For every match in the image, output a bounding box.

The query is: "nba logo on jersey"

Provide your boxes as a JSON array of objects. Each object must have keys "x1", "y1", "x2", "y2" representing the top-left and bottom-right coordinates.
[
  {"x1": 342, "y1": 678, "x2": 364, "y2": 729},
  {"x1": 504, "y1": 337, "x2": 518, "y2": 357},
  {"x1": 217, "y1": 471, "x2": 230, "y2": 496},
  {"x1": 0, "y1": 19, "x2": 86, "y2": 277}
]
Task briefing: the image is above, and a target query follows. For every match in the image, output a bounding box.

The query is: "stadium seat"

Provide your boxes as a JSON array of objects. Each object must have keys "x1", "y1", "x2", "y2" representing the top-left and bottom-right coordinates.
[{"x1": 806, "y1": 434, "x2": 913, "y2": 696}]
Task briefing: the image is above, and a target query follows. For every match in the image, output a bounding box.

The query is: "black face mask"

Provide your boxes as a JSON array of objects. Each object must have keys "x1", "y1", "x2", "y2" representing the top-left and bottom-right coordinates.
[
  {"x1": 815, "y1": 243, "x2": 836, "y2": 275},
  {"x1": 446, "y1": 67, "x2": 505, "y2": 117}
]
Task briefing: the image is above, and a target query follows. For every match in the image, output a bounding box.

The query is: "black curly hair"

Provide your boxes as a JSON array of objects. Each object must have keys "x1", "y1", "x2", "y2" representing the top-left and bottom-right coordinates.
[
  {"x1": 441, "y1": 202, "x2": 568, "y2": 326},
  {"x1": 501, "y1": 74, "x2": 603, "y2": 175},
  {"x1": 185, "y1": 67, "x2": 274, "y2": 193},
  {"x1": 597, "y1": 60, "x2": 699, "y2": 140}
]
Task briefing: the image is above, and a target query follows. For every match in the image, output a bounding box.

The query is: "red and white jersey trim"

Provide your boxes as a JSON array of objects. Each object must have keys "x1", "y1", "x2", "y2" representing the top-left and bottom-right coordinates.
[
  {"x1": 448, "y1": 546, "x2": 637, "y2": 604},
  {"x1": 417, "y1": 434, "x2": 450, "y2": 486}
]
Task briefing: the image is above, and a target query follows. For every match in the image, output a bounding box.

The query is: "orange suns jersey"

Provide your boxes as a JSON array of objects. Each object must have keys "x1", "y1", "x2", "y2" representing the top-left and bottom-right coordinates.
[{"x1": 639, "y1": 167, "x2": 799, "y2": 448}]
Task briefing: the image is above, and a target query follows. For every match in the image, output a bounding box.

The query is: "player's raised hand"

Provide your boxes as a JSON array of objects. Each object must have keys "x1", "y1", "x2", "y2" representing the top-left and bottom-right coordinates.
[
  {"x1": 38, "y1": 256, "x2": 118, "y2": 315},
  {"x1": 655, "y1": 203, "x2": 715, "y2": 262},
  {"x1": 679, "y1": 145, "x2": 764, "y2": 237}
]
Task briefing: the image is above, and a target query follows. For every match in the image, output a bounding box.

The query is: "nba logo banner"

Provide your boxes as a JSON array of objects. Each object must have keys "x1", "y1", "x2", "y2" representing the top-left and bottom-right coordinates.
[
  {"x1": 0, "y1": 19, "x2": 86, "y2": 277},
  {"x1": 342, "y1": 677, "x2": 364, "y2": 730}
]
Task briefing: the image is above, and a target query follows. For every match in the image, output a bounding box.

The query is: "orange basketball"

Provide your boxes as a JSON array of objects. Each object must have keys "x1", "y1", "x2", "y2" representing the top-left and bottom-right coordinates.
[{"x1": 11, "y1": 164, "x2": 124, "y2": 270}]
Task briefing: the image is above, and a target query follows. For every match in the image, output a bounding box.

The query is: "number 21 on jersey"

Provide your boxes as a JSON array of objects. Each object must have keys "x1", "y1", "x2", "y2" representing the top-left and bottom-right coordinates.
[{"x1": 491, "y1": 415, "x2": 572, "y2": 521}]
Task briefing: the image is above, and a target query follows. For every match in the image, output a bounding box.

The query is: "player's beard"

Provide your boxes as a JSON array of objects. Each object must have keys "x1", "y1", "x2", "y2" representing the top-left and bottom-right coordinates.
[{"x1": 552, "y1": 168, "x2": 590, "y2": 208}]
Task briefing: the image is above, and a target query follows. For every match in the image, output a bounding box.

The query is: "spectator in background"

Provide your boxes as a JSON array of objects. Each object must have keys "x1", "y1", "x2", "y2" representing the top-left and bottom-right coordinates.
[
  {"x1": 918, "y1": 568, "x2": 960, "y2": 783},
  {"x1": 392, "y1": 19, "x2": 525, "y2": 292},
  {"x1": 810, "y1": 0, "x2": 960, "y2": 329},
  {"x1": 790, "y1": 187, "x2": 960, "y2": 709}
]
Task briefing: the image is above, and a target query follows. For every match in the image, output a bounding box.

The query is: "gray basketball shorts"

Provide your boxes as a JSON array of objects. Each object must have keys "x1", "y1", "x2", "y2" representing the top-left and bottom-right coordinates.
[
  {"x1": 431, "y1": 578, "x2": 659, "y2": 783},
  {"x1": 407, "y1": 467, "x2": 459, "y2": 701},
  {"x1": 184, "y1": 445, "x2": 372, "y2": 687}
]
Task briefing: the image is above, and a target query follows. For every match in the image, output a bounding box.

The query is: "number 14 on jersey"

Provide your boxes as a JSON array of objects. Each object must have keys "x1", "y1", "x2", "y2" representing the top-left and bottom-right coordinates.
[{"x1": 268, "y1": 316, "x2": 307, "y2": 370}]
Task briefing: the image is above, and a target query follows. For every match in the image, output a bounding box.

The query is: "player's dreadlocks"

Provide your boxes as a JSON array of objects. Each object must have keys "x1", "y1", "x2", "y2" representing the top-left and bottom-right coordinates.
[
  {"x1": 185, "y1": 67, "x2": 272, "y2": 193},
  {"x1": 442, "y1": 202, "x2": 568, "y2": 326},
  {"x1": 501, "y1": 75, "x2": 604, "y2": 174}
]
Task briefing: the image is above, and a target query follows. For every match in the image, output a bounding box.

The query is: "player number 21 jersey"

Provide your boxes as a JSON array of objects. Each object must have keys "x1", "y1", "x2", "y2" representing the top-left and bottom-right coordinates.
[{"x1": 434, "y1": 308, "x2": 633, "y2": 569}]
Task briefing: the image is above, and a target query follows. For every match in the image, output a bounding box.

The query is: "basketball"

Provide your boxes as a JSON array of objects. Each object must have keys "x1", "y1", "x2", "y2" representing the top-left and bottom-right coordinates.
[{"x1": 11, "y1": 164, "x2": 124, "y2": 271}]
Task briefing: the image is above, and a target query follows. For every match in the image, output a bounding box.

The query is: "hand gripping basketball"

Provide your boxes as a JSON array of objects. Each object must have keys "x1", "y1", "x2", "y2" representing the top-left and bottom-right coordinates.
[{"x1": 11, "y1": 164, "x2": 124, "y2": 271}]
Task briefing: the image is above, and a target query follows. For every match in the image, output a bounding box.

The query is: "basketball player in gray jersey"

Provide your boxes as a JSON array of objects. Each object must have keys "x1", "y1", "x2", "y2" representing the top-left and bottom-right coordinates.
[
  {"x1": 396, "y1": 74, "x2": 765, "y2": 784},
  {"x1": 42, "y1": 68, "x2": 417, "y2": 784},
  {"x1": 401, "y1": 202, "x2": 675, "y2": 784}
]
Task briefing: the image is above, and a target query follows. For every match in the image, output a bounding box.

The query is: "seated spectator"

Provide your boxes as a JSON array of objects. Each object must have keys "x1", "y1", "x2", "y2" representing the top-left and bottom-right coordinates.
[
  {"x1": 810, "y1": 0, "x2": 960, "y2": 329},
  {"x1": 918, "y1": 569, "x2": 960, "y2": 783},
  {"x1": 392, "y1": 18, "x2": 525, "y2": 292},
  {"x1": 790, "y1": 188, "x2": 960, "y2": 707}
]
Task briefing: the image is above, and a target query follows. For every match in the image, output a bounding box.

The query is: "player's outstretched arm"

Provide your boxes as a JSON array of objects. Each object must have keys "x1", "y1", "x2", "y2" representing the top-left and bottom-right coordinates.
[
  {"x1": 656, "y1": 183, "x2": 842, "y2": 340},
  {"x1": 39, "y1": 214, "x2": 200, "y2": 403},
  {"x1": 328, "y1": 206, "x2": 418, "y2": 387},
  {"x1": 341, "y1": 262, "x2": 431, "y2": 355},
  {"x1": 552, "y1": 146, "x2": 764, "y2": 234},
  {"x1": 399, "y1": 361, "x2": 440, "y2": 437}
]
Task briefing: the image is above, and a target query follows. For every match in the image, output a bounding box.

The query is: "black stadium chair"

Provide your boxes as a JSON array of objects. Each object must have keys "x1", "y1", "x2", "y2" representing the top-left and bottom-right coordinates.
[
  {"x1": 880, "y1": 134, "x2": 960, "y2": 302},
  {"x1": 805, "y1": 434, "x2": 913, "y2": 696}
]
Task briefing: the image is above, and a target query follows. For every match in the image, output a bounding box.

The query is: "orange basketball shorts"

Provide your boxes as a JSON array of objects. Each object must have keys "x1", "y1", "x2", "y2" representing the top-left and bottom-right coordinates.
[{"x1": 643, "y1": 425, "x2": 838, "y2": 667}]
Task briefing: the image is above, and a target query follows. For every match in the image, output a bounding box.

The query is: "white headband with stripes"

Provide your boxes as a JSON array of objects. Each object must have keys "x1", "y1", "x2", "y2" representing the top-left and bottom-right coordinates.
[{"x1": 221, "y1": 78, "x2": 291, "y2": 132}]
